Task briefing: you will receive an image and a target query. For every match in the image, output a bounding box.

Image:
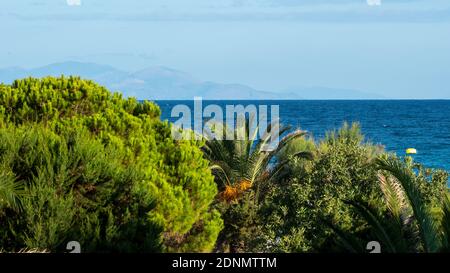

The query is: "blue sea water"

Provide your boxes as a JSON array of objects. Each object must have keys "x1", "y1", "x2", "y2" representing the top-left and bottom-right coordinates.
[{"x1": 156, "y1": 100, "x2": 450, "y2": 173}]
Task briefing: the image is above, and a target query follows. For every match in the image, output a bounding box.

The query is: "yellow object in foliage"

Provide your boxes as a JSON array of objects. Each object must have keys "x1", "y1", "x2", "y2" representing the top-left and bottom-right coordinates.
[
  {"x1": 219, "y1": 180, "x2": 252, "y2": 203},
  {"x1": 238, "y1": 180, "x2": 252, "y2": 192},
  {"x1": 406, "y1": 148, "x2": 417, "y2": 154},
  {"x1": 220, "y1": 185, "x2": 239, "y2": 202}
]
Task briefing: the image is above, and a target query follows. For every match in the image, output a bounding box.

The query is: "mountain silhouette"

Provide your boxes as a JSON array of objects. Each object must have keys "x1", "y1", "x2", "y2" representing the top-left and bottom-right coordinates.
[{"x1": 0, "y1": 62, "x2": 383, "y2": 100}]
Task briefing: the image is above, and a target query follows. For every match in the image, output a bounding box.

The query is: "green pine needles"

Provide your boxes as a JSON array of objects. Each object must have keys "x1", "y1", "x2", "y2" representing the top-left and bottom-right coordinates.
[{"x1": 0, "y1": 76, "x2": 222, "y2": 253}]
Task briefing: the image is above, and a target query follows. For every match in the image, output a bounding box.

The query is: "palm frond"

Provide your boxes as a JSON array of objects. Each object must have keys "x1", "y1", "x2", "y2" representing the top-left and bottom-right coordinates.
[
  {"x1": 210, "y1": 163, "x2": 233, "y2": 187},
  {"x1": 440, "y1": 194, "x2": 450, "y2": 251},
  {"x1": 266, "y1": 151, "x2": 314, "y2": 184},
  {"x1": 345, "y1": 200, "x2": 399, "y2": 253},
  {"x1": 203, "y1": 116, "x2": 310, "y2": 204},
  {"x1": 324, "y1": 220, "x2": 366, "y2": 253},
  {"x1": 378, "y1": 173, "x2": 409, "y2": 219},
  {"x1": 376, "y1": 156, "x2": 442, "y2": 252}
]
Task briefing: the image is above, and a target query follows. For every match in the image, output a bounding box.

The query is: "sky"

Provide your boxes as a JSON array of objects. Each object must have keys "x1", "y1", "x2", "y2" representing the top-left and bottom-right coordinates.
[{"x1": 1, "y1": 0, "x2": 450, "y2": 98}]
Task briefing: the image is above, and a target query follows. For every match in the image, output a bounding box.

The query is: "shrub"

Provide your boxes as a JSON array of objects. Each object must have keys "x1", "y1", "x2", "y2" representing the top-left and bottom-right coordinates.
[
  {"x1": 0, "y1": 77, "x2": 222, "y2": 252},
  {"x1": 0, "y1": 125, "x2": 162, "y2": 252},
  {"x1": 254, "y1": 123, "x2": 385, "y2": 252},
  {"x1": 331, "y1": 155, "x2": 450, "y2": 253}
]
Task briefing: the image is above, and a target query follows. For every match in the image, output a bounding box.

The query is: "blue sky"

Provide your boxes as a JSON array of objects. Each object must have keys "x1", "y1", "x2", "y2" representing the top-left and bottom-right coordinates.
[{"x1": 1, "y1": 0, "x2": 450, "y2": 98}]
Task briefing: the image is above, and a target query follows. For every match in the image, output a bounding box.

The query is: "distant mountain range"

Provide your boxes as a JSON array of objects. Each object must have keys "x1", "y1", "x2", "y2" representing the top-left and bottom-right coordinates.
[{"x1": 0, "y1": 62, "x2": 383, "y2": 100}]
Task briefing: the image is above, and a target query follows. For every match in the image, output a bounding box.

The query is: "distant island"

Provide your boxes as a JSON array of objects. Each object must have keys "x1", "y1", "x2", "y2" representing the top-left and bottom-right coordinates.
[{"x1": 0, "y1": 61, "x2": 384, "y2": 100}]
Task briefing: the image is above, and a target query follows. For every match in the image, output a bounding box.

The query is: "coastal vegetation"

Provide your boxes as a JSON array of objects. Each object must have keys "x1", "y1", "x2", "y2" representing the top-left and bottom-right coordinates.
[
  {"x1": 0, "y1": 77, "x2": 448, "y2": 253},
  {"x1": 0, "y1": 77, "x2": 221, "y2": 253}
]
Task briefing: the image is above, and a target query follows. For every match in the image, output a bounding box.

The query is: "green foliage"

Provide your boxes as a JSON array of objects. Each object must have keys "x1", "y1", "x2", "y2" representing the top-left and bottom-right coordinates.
[
  {"x1": 253, "y1": 123, "x2": 385, "y2": 252},
  {"x1": 276, "y1": 136, "x2": 316, "y2": 164},
  {"x1": 202, "y1": 118, "x2": 311, "y2": 252},
  {"x1": 1, "y1": 77, "x2": 448, "y2": 253},
  {"x1": 203, "y1": 119, "x2": 308, "y2": 192},
  {"x1": 0, "y1": 76, "x2": 222, "y2": 252},
  {"x1": 0, "y1": 170, "x2": 23, "y2": 210},
  {"x1": 333, "y1": 155, "x2": 450, "y2": 253},
  {"x1": 213, "y1": 191, "x2": 262, "y2": 252},
  {"x1": 244, "y1": 123, "x2": 450, "y2": 254},
  {"x1": 377, "y1": 155, "x2": 442, "y2": 252},
  {"x1": 0, "y1": 125, "x2": 162, "y2": 252}
]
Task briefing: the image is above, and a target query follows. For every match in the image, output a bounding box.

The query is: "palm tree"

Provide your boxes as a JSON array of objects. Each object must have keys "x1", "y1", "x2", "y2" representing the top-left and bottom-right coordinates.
[
  {"x1": 332, "y1": 155, "x2": 450, "y2": 253},
  {"x1": 203, "y1": 117, "x2": 312, "y2": 252},
  {"x1": 202, "y1": 117, "x2": 311, "y2": 203}
]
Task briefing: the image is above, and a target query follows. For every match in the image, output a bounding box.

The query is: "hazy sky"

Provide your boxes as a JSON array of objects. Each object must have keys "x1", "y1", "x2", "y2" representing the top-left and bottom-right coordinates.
[{"x1": 1, "y1": 0, "x2": 450, "y2": 98}]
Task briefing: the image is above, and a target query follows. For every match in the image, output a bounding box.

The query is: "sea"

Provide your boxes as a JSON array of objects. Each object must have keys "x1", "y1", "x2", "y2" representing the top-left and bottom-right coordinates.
[{"x1": 156, "y1": 100, "x2": 450, "y2": 173}]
